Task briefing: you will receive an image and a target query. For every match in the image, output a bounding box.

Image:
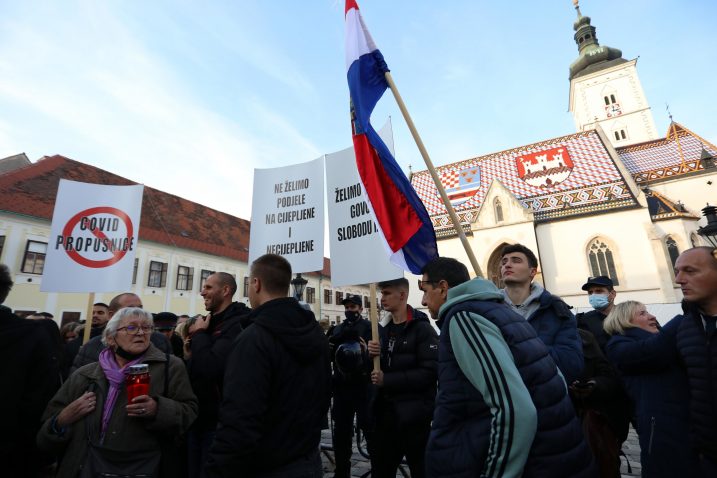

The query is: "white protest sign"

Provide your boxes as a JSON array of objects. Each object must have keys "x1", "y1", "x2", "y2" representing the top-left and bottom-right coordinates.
[
  {"x1": 41, "y1": 180, "x2": 144, "y2": 293},
  {"x1": 325, "y1": 124, "x2": 403, "y2": 287},
  {"x1": 248, "y1": 156, "x2": 325, "y2": 273}
]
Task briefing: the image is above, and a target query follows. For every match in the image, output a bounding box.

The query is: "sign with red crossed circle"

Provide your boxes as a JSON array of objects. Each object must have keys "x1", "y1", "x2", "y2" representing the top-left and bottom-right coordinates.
[{"x1": 41, "y1": 180, "x2": 144, "y2": 293}]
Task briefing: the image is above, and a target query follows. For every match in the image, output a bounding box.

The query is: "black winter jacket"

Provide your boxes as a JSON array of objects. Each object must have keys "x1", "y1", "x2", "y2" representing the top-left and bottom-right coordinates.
[
  {"x1": 187, "y1": 301, "x2": 249, "y2": 431},
  {"x1": 0, "y1": 306, "x2": 61, "y2": 477},
  {"x1": 203, "y1": 297, "x2": 331, "y2": 477},
  {"x1": 375, "y1": 306, "x2": 438, "y2": 425}
]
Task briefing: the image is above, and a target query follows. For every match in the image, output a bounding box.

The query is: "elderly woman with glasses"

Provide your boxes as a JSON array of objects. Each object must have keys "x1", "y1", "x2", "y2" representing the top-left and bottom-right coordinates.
[{"x1": 38, "y1": 307, "x2": 198, "y2": 478}]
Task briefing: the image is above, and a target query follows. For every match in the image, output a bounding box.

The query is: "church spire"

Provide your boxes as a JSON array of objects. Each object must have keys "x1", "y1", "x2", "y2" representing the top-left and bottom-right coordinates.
[{"x1": 569, "y1": 0, "x2": 624, "y2": 80}]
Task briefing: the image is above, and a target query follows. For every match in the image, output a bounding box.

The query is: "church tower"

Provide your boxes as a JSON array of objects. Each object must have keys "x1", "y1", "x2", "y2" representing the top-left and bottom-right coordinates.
[{"x1": 568, "y1": 0, "x2": 659, "y2": 146}]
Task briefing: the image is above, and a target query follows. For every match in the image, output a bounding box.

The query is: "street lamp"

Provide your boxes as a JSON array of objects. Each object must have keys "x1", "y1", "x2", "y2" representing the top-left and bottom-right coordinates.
[
  {"x1": 290, "y1": 273, "x2": 308, "y2": 301},
  {"x1": 697, "y1": 204, "x2": 717, "y2": 248}
]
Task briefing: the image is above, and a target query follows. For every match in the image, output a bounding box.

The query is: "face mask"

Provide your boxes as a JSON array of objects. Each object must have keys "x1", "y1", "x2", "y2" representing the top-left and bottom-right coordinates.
[
  {"x1": 589, "y1": 294, "x2": 610, "y2": 310},
  {"x1": 344, "y1": 311, "x2": 361, "y2": 322}
]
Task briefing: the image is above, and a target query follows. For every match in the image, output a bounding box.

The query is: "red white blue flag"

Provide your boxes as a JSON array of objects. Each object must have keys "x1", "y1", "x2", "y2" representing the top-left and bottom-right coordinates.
[{"x1": 345, "y1": 0, "x2": 438, "y2": 274}]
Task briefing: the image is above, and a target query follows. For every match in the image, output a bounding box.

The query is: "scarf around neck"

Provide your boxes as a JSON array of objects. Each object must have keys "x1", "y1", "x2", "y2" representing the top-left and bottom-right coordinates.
[{"x1": 98, "y1": 347, "x2": 145, "y2": 439}]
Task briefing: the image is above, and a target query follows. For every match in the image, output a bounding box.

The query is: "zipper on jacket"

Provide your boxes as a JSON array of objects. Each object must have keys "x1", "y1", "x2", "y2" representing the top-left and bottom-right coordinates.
[{"x1": 648, "y1": 416, "x2": 656, "y2": 454}]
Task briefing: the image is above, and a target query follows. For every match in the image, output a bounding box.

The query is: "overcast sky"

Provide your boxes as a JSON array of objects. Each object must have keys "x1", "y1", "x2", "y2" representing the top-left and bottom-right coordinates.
[{"x1": 1, "y1": 0, "x2": 715, "y2": 220}]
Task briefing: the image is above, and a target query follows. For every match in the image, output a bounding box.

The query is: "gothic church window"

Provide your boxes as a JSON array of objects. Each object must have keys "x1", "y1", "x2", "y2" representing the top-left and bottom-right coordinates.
[
  {"x1": 587, "y1": 238, "x2": 620, "y2": 285},
  {"x1": 494, "y1": 198, "x2": 504, "y2": 223},
  {"x1": 666, "y1": 236, "x2": 680, "y2": 269}
]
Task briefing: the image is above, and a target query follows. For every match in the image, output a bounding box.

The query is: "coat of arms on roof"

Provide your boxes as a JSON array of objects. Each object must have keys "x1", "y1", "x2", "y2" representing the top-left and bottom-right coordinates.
[
  {"x1": 439, "y1": 166, "x2": 481, "y2": 206},
  {"x1": 516, "y1": 146, "x2": 574, "y2": 188}
]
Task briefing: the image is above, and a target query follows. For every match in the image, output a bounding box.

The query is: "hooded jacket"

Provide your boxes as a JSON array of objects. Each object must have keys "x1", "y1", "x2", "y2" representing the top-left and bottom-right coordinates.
[
  {"x1": 428, "y1": 279, "x2": 595, "y2": 478},
  {"x1": 204, "y1": 297, "x2": 330, "y2": 478},
  {"x1": 187, "y1": 301, "x2": 250, "y2": 431},
  {"x1": 502, "y1": 283, "x2": 584, "y2": 384}
]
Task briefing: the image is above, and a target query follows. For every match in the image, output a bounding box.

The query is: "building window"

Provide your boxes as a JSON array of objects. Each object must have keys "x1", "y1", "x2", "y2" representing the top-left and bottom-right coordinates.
[
  {"x1": 61, "y1": 311, "x2": 81, "y2": 327},
  {"x1": 22, "y1": 240, "x2": 47, "y2": 274},
  {"x1": 324, "y1": 289, "x2": 332, "y2": 305},
  {"x1": 603, "y1": 96, "x2": 610, "y2": 106},
  {"x1": 242, "y1": 276, "x2": 249, "y2": 297},
  {"x1": 306, "y1": 287, "x2": 316, "y2": 304},
  {"x1": 148, "y1": 261, "x2": 168, "y2": 287},
  {"x1": 132, "y1": 258, "x2": 139, "y2": 285},
  {"x1": 494, "y1": 198, "x2": 504, "y2": 222},
  {"x1": 0, "y1": 235, "x2": 5, "y2": 259},
  {"x1": 588, "y1": 239, "x2": 619, "y2": 285},
  {"x1": 335, "y1": 291, "x2": 344, "y2": 304},
  {"x1": 620, "y1": 130, "x2": 626, "y2": 139},
  {"x1": 200, "y1": 269, "x2": 213, "y2": 290},
  {"x1": 364, "y1": 296, "x2": 370, "y2": 308},
  {"x1": 666, "y1": 236, "x2": 680, "y2": 269},
  {"x1": 176, "y1": 266, "x2": 194, "y2": 290}
]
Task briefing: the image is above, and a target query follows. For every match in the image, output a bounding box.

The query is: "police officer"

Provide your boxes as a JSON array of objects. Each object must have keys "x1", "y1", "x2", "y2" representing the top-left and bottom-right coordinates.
[{"x1": 328, "y1": 294, "x2": 372, "y2": 478}]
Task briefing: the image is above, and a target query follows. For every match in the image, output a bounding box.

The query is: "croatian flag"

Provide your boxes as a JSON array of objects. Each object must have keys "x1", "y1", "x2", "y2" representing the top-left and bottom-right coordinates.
[{"x1": 345, "y1": 0, "x2": 438, "y2": 274}]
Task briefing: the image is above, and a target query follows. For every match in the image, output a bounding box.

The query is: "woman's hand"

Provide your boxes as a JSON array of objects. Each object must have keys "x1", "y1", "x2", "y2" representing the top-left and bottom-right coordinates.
[
  {"x1": 56, "y1": 391, "x2": 97, "y2": 428},
  {"x1": 126, "y1": 395, "x2": 158, "y2": 418}
]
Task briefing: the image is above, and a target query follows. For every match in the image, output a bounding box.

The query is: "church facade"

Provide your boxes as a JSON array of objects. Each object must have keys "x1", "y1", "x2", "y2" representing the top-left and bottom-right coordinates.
[{"x1": 410, "y1": 3, "x2": 717, "y2": 321}]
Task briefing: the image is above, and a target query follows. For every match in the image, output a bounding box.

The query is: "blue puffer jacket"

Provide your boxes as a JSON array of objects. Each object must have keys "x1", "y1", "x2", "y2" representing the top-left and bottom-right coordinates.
[
  {"x1": 607, "y1": 327, "x2": 699, "y2": 478},
  {"x1": 674, "y1": 303, "x2": 717, "y2": 462},
  {"x1": 527, "y1": 289, "x2": 584, "y2": 384},
  {"x1": 427, "y1": 278, "x2": 595, "y2": 478}
]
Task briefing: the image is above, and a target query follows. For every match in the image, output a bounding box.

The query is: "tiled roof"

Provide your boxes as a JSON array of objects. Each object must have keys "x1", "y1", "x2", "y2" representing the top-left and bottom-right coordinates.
[
  {"x1": 0, "y1": 155, "x2": 253, "y2": 262},
  {"x1": 643, "y1": 188, "x2": 700, "y2": 222},
  {"x1": 617, "y1": 123, "x2": 717, "y2": 183},
  {"x1": 0, "y1": 153, "x2": 31, "y2": 174},
  {"x1": 411, "y1": 130, "x2": 638, "y2": 231}
]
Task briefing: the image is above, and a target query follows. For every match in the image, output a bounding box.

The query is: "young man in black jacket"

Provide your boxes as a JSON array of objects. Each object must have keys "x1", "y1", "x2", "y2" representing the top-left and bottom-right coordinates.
[
  {"x1": 329, "y1": 294, "x2": 373, "y2": 478},
  {"x1": 367, "y1": 278, "x2": 438, "y2": 478},
  {"x1": 186, "y1": 272, "x2": 249, "y2": 477},
  {"x1": 204, "y1": 254, "x2": 330, "y2": 478}
]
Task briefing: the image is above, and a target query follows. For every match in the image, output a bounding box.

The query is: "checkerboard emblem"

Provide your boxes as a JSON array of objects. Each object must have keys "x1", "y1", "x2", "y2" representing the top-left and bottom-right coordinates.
[
  {"x1": 516, "y1": 147, "x2": 574, "y2": 188},
  {"x1": 439, "y1": 166, "x2": 481, "y2": 206}
]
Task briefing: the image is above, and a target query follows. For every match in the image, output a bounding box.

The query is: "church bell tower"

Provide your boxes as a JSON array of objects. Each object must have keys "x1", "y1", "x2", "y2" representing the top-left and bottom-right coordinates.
[{"x1": 568, "y1": 0, "x2": 659, "y2": 146}]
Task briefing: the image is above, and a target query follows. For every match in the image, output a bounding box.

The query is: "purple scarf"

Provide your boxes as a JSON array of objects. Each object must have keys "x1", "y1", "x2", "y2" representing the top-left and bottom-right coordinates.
[{"x1": 98, "y1": 348, "x2": 144, "y2": 438}]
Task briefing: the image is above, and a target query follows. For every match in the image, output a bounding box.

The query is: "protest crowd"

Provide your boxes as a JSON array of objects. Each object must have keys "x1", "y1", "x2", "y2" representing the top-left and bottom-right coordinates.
[{"x1": 1, "y1": 244, "x2": 716, "y2": 478}]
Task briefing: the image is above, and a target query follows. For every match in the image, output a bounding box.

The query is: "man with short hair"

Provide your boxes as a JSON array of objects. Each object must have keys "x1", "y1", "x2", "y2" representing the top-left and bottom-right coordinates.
[
  {"x1": 328, "y1": 294, "x2": 372, "y2": 478},
  {"x1": 366, "y1": 277, "x2": 438, "y2": 478},
  {"x1": 186, "y1": 272, "x2": 250, "y2": 477},
  {"x1": 420, "y1": 257, "x2": 595, "y2": 477},
  {"x1": 500, "y1": 243, "x2": 583, "y2": 383},
  {"x1": 576, "y1": 275, "x2": 617, "y2": 352},
  {"x1": 64, "y1": 301, "x2": 110, "y2": 375},
  {"x1": 204, "y1": 254, "x2": 330, "y2": 478},
  {"x1": 154, "y1": 311, "x2": 184, "y2": 358},
  {"x1": 616, "y1": 247, "x2": 717, "y2": 475},
  {"x1": 0, "y1": 264, "x2": 60, "y2": 477}
]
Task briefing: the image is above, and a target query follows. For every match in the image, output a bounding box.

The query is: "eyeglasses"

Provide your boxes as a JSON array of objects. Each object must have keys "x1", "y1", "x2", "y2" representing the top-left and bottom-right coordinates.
[
  {"x1": 117, "y1": 325, "x2": 154, "y2": 335},
  {"x1": 417, "y1": 279, "x2": 439, "y2": 290}
]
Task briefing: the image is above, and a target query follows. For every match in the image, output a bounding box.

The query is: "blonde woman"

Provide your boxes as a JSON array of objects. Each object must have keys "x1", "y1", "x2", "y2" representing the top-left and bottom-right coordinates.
[{"x1": 605, "y1": 301, "x2": 698, "y2": 478}]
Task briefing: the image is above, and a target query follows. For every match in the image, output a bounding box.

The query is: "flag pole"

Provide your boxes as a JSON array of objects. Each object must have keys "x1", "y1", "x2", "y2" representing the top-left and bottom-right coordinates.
[
  {"x1": 384, "y1": 71, "x2": 484, "y2": 278},
  {"x1": 82, "y1": 292, "x2": 95, "y2": 344},
  {"x1": 368, "y1": 283, "x2": 380, "y2": 372}
]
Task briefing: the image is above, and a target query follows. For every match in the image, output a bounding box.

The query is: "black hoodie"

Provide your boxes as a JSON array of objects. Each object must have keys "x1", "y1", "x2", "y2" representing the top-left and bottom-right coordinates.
[{"x1": 204, "y1": 297, "x2": 330, "y2": 478}]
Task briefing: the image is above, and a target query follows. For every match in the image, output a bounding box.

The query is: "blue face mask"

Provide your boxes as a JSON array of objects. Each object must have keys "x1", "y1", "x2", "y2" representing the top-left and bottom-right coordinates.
[{"x1": 589, "y1": 294, "x2": 610, "y2": 310}]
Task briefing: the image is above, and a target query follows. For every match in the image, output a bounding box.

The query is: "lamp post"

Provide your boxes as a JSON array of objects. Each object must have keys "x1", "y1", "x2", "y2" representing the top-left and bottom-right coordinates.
[
  {"x1": 697, "y1": 204, "x2": 717, "y2": 248},
  {"x1": 290, "y1": 273, "x2": 308, "y2": 301}
]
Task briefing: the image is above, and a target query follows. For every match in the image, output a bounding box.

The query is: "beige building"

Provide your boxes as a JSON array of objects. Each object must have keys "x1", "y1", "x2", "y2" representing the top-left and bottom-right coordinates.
[
  {"x1": 409, "y1": 4, "x2": 717, "y2": 323},
  {"x1": 0, "y1": 155, "x2": 369, "y2": 326}
]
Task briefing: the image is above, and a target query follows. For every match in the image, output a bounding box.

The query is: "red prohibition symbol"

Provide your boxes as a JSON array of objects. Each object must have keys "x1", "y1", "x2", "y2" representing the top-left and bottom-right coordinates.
[{"x1": 61, "y1": 206, "x2": 134, "y2": 268}]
